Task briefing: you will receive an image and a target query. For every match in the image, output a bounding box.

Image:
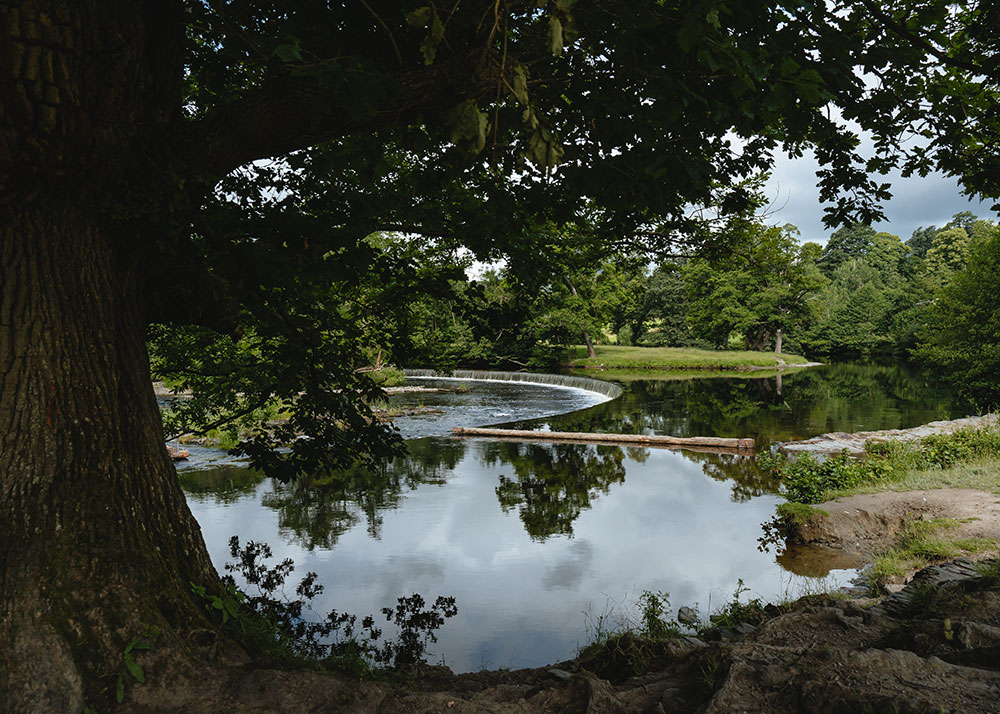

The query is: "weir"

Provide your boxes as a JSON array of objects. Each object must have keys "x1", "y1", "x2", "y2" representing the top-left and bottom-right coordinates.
[{"x1": 402, "y1": 369, "x2": 623, "y2": 401}]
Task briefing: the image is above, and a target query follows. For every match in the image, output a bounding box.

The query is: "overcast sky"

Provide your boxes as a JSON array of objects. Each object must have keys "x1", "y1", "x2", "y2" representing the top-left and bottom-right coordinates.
[{"x1": 762, "y1": 148, "x2": 995, "y2": 247}]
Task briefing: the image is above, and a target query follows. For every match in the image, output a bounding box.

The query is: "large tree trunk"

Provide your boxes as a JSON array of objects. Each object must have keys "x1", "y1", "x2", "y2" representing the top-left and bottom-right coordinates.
[
  {"x1": 1, "y1": 4, "x2": 228, "y2": 710},
  {"x1": 0, "y1": 203, "x2": 224, "y2": 711}
]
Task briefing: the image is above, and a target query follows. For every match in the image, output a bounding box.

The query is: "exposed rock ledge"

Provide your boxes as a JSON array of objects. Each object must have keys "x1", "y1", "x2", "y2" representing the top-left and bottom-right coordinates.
[{"x1": 779, "y1": 414, "x2": 998, "y2": 455}]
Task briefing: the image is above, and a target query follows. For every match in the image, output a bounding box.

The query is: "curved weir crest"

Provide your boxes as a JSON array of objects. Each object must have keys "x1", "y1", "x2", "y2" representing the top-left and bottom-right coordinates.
[{"x1": 402, "y1": 369, "x2": 623, "y2": 402}]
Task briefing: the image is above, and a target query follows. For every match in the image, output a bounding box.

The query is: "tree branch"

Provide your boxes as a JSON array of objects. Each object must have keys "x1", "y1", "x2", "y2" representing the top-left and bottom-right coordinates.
[
  {"x1": 180, "y1": 50, "x2": 500, "y2": 183},
  {"x1": 859, "y1": 0, "x2": 984, "y2": 76}
]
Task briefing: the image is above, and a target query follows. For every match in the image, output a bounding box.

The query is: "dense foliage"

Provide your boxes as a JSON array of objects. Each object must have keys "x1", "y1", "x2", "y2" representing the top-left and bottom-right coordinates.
[{"x1": 368, "y1": 208, "x2": 997, "y2": 412}]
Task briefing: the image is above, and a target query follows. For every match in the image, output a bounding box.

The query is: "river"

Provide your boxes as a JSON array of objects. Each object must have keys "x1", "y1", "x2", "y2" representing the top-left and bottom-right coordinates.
[{"x1": 179, "y1": 362, "x2": 972, "y2": 672}]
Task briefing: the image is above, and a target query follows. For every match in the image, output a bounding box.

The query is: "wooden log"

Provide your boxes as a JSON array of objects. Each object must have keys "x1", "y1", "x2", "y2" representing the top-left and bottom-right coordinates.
[{"x1": 451, "y1": 427, "x2": 754, "y2": 451}]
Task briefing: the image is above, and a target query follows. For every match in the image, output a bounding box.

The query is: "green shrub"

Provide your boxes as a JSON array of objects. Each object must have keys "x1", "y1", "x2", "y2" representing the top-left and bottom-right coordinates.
[
  {"x1": 368, "y1": 366, "x2": 406, "y2": 387},
  {"x1": 778, "y1": 451, "x2": 878, "y2": 504},
  {"x1": 767, "y1": 424, "x2": 1000, "y2": 504}
]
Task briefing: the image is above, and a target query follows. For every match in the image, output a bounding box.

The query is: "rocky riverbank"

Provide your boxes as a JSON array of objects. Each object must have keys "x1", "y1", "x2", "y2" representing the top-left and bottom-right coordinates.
[{"x1": 779, "y1": 414, "x2": 999, "y2": 455}]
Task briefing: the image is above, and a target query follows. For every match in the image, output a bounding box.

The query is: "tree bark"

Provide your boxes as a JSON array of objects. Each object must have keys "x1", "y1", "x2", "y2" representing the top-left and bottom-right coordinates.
[
  {"x1": 0, "y1": 202, "x2": 224, "y2": 711},
  {"x1": 775, "y1": 328, "x2": 783, "y2": 355},
  {"x1": 1, "y1": 4, "x2": 226, "y2": 710}
]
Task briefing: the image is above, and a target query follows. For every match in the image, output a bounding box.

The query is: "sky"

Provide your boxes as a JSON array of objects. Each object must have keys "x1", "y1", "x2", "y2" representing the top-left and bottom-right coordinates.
[{"x1": 762, "y1": 148, "x2": 995, "y2": 247}]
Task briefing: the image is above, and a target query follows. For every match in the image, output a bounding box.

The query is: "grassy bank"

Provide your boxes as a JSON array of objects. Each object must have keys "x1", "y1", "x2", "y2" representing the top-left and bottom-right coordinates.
[
  {"x1": 568, "y1": 367, "x2": 793, "y2": 382},
  {"x1": 867, "y1": 518, "x2": 997, "y2": 589},
  {"x1": 567, "y1": 345, "x2": 810, "y2": 370},
  {"x1": 765, "y1": 426, "x2": 1000, "y2": 505}
]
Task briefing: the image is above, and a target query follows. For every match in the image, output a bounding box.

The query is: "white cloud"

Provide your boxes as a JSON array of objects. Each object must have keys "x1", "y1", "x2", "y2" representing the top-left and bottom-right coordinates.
[{"x1": 763, "y1": 148, "x2": 994, "y2": 246}]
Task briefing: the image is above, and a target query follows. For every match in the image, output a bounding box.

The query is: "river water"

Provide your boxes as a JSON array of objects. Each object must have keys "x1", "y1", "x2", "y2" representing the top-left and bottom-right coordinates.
[{"x1": 179, "y1": 363, "x2": 972, "y2": 672}]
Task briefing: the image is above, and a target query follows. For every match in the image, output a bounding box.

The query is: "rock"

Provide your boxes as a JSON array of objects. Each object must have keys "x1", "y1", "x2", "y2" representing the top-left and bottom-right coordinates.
[
  {"x1": 660, "y1": 687, "x2": 686, "y2": 711},
  {"x1": 676, "y1": 606, "x2": 699, "y2": 625},
  {"x1": 758, "y1": 663, "x2": 788, "y2": 688},
  {"x1": 544, "y1": 669, "x2": 572, "y2": 682}
]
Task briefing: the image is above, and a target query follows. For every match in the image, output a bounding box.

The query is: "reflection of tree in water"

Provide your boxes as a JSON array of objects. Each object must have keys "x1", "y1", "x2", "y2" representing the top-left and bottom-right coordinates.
[
  {"x1": 535, "y1": 363, "x2": 972, "y2": 448},
  {"x1": 683, "y1": 451, "x2": 781, "y2": 502},
  {"x1": 536, "y1": 378, "x2": 788, "y2": 443},
  {"x1": 178, "y1": 465, "x2": 266, "y2": 504},
  {"x1": 261, "y1": 438, "x2": 469, "y2": 550},
  {"x1": 483, "y1": 441, "x2": 626, "y2": 541}
]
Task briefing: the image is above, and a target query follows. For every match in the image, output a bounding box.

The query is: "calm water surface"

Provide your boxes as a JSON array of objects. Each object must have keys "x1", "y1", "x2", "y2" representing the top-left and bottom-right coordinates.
[{"x1": 181, "y1": 363, "x2": 972, "y2": 671}]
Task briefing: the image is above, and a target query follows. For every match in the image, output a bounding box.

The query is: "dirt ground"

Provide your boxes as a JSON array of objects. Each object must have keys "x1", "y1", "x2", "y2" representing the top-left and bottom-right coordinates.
[{"x1": 790, "y1": 488, "x2": 1000, "y2": 561}]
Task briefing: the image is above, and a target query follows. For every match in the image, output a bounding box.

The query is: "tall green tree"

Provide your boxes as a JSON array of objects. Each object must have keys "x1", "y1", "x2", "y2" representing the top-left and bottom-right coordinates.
[
  {"x1": 683, "y1": 222, "x2": 826, "y2": 351},
  {"x1": 817, "y1": 223, "x2": 877, "y2": 276},
  {"x1": 923, "y1": 227, "x2": 972, "y2": 286},
  {"x1": 917, "y1": 227, "x2": 1000, "y2": 408},
  {"x1": 627, "y1": 262, "x2": 695, "y2": 347}
]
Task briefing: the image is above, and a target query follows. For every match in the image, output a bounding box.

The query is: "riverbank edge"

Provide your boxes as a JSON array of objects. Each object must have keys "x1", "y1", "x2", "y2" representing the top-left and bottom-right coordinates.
[
  {"x1": 123, "y1": 553, "x2": 1000, "y2": 714},
  {"x1": 773, "y1": 413, "x2": 1000, "y2": 576},
  {"x1": 569, "y1": 361, "x2": 823, "y2": 372}
]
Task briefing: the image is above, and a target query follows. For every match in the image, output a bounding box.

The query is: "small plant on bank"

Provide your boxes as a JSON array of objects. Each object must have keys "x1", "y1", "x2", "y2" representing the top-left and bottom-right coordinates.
[
  {"x1": 704, "y1": 579, "x2": 769, "y2": 632},
  {"x1": 758, "y1": 502, "x2": 830, "y2": 551},
  {"x1": 577, "y1": 589, "x2": 683, "y2": 683}
]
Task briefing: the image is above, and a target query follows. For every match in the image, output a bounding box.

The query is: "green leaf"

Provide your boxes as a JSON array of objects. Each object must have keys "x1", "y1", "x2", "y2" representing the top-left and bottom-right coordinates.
[
  {"x1": 274, "y1": 40, "x2": 302, "y2": 63},
  {"x1": 116, "y1": 675, "x2": 125, "y2": 704},
  {"x1": 511, "y1": 63, "x2": 529, "y2": 105},
  {"x1": 420, "y1": 11, "x2": 445, "y2": 65},
  {"x1": 446, "y1": 99, "x2": 489, "y2": 153},
  {"x1": 522, "y1": 107, "x2": 540, "y2": 130},
  {"x1": 549, "y1": 15, "x2": 563, "y2": 56},
  {"x1": 406, "y1": 7, "x2": 432, "y2": 27},
  {"x1": 124, "y1": 653, "x2": 145, "y2": 683}
]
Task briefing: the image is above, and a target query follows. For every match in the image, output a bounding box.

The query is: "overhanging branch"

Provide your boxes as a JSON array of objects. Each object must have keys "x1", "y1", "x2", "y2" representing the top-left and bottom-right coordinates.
[{"x1": 180, "y1": 50, "x2": 500, "y2": 183}]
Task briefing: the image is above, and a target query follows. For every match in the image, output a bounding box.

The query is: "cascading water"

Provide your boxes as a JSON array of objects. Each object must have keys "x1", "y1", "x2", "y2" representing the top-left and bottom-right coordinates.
[
  {"x1": 402, "y1": 369, "x2": 623, "y2": 401},
  {"x1": 388, "y1": 370, "x2": 622, "y2": 439}
]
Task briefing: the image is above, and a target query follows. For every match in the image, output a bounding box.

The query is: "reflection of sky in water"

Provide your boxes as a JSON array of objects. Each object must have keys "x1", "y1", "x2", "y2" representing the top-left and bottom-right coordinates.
[{"x1": 188, "y1": 441, "x2": 855, "y2": 673}]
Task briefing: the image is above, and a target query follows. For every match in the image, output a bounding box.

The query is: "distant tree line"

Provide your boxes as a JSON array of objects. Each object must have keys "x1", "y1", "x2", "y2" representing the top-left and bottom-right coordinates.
[{"x1": 385, "y1": 209, "x2": 1000, "y2": 408}]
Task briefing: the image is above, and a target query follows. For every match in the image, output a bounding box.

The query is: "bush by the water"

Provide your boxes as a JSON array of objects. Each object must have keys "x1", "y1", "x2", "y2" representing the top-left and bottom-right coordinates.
[
  {"x1": 193, "y1": 537, "x2": 458, "y2": 674},
  {"x1": 763, "y1": 425, "x2": 1000, "y2": 504}
]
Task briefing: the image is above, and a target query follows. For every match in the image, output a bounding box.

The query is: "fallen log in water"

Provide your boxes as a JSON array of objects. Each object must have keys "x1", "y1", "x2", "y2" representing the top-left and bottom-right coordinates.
[{"x1": 451, "y1": 427, "x2": 754, "y2": 452}]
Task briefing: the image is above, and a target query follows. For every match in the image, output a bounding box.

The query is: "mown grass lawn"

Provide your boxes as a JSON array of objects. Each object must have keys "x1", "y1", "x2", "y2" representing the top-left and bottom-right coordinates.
[{"x1": 566, "y1": 345, "x2": 811, "y2": 370}]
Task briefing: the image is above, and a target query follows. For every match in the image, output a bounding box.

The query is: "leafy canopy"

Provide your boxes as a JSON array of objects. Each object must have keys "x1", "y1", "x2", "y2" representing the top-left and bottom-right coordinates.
[{"x1": 154, "y1": 1, "x2": 1000, "y2": 475}]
